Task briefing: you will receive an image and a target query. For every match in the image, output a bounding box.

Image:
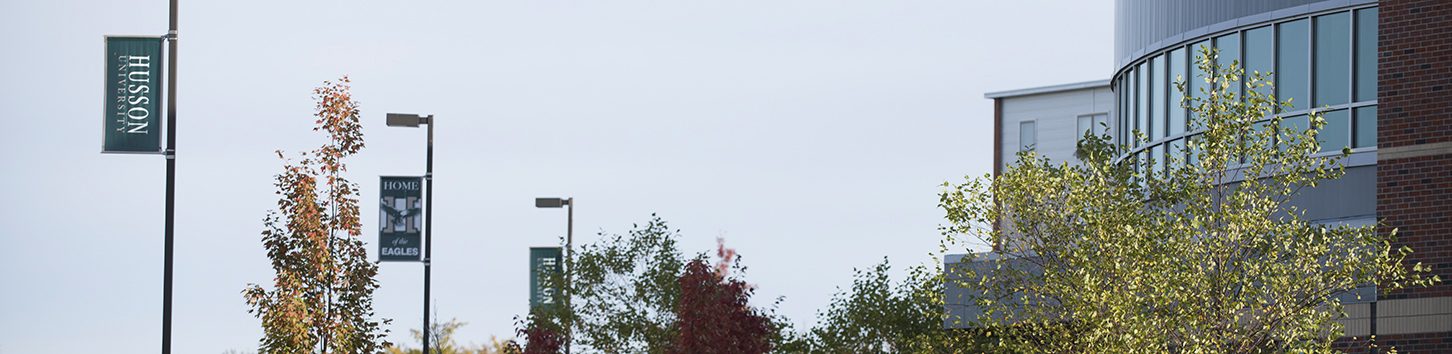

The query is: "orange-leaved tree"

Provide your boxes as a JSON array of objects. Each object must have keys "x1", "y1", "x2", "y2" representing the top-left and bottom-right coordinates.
[{"x1": 244, "y1": 76, "x2": 391, "y2": 353}]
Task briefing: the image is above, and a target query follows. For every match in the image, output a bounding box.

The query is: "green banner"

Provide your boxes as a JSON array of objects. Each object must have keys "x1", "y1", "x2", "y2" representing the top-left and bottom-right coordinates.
[
  {"x1": 103, "y1": 36, "x2": 163, "y2": 153},
  {"x1": 379, "y1": 176, "x2": 423, "y2": 262},
  {"x1": 530, "y1": 247, "x2": 562, "y2": 308}
]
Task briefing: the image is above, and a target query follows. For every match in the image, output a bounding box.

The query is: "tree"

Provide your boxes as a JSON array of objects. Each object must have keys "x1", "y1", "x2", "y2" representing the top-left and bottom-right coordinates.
[
  {"x1": 937, "y1": 47, "x2": 1437, "y2": 353},
  {"x1": 385, "y1": 318, "x2": 520, "y2": 354},
  {"x1": 795, "y1": 258, "x2": 998, "y2": 354},
  {"x1": 537, "y1": 215, "x2": 687, "y2": 354},
  {"x1": 520, "y1": 215, "x2": 786, "y2": 354},
  {"x1": 806, "y1": 258, "x2": 938, "y2": 354},
  {"x1": 669, "y1": 245, "x2": 775, "y2": 354},
  {"x1": 244, "y1": 77, "x2": 391, "y2": 354},
  {"x1": 518, "y1": 321, "x2": 564, "y2": 354}
]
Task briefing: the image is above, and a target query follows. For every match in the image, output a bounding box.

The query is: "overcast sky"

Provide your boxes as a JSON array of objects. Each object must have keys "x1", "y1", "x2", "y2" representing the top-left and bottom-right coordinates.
[{"x1": 0, "y1": 1, "x2": 1111, "y2": 352}]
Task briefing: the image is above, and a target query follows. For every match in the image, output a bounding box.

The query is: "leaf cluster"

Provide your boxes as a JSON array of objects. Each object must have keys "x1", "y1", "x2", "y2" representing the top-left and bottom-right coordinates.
[{"x1": 936, "y1": 47, "x2": 1437, "y2": 354}]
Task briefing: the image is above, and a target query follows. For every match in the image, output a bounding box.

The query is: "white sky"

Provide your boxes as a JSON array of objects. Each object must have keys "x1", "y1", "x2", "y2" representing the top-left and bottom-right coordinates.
[{"x1": 0, "y1": 1, "x2": 1111, "y2": 353}]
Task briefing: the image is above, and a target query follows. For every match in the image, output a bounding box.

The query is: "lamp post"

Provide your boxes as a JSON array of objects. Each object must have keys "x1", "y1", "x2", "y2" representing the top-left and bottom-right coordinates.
[
  {"x1": 388, "y1": 113, "x2": 434, "y2": 354},
  {"x1": 534, "y1": 197, "x2": 572, "y2": 354}
]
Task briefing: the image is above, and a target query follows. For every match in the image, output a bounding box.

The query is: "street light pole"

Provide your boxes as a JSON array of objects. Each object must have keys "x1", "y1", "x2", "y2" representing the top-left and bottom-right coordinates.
[
  {"x1": 162, "y1": 1, "x2": 178, "y2": 353},
  {"x1": 388, "y1": 113, "x2": 435, "y2": 354},
  {"x1": 422, "y1": 115, "x2": 433, "y2": 354},
  {"x1": 534, "y1": 197, "x2": 573, "y2": 354}
]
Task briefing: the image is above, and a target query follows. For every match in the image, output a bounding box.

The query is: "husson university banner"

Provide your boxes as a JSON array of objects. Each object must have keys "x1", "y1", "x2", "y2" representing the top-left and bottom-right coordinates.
[
  {"x1": 103, "y1": 36, "x2": 163, "y2": 153},
  {"x1": 530, "y1": 247, "x2": 562, "y2": 308},
  {"x1": 379, "y1": 176, "x2": 423, "y2": 262}
]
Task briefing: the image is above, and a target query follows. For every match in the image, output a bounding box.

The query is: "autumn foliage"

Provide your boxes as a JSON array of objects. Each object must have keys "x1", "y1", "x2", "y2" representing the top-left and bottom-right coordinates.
[
  {"x1": 670, "y1": 259, "x2": 774, "y2": 354},
  {"x1": 519, "y1": 323, "x2": 564, "y2": 354},
  {"x1": 243, "y1": 77, "x2": 391, "y2": 354}
]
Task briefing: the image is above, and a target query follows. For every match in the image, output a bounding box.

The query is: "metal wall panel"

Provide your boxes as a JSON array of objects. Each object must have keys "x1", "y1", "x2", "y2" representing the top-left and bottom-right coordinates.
[
  {"x1": 1115, "y1": 0, "x2": 1374, "y2": 72},
  {"x1": 1282, "y1": 165, "x2": 1376, "y2": 222}
]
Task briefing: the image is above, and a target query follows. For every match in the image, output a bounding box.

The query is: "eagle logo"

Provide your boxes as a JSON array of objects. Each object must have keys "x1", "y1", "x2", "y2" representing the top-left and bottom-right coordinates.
[{"x1": 379, "y1": 196, "x2": 421, "y2": 233}]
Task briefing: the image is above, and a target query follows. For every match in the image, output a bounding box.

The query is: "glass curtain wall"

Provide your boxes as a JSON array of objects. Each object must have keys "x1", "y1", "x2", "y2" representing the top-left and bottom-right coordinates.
[{"x1": 1112, "y1": 5, "x2": 1379, "y2": 165}]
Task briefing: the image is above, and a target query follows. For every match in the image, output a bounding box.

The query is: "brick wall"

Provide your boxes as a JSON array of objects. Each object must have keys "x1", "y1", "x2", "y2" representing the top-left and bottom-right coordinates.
[
  {"x1": 1335, "y1": 331, "x2": 1452, "y2": 353},
  {"x1": 1378, "y1": 0, "x2": 1452, "y2": 302},
  {"x1": 1378, "y1": 0, "x2": 1452, "y2": 149}
]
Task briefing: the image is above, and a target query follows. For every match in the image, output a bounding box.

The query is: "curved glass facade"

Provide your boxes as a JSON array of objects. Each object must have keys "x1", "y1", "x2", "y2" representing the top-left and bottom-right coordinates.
[{"x1": 1113, "y1": 5, "x2": 1380, "y2": 173}]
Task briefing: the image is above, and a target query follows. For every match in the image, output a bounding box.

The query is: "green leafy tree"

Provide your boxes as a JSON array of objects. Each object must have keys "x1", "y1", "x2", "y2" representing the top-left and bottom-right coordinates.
[
  {"x1": 522, "y1": 215, "x2": 787, "y2": 354},
  {"x1": 244, "y1": 77, "x2": 391, "y2": 354},
  {"x1": 560, "y1": 215, "x2": 686, "y2": 354},
  {"x1": 796, "y1": 258, "x2": 1000, "y2": 354},
  {"x1": 937, "y1": 47, "x2": 1437, "y2": 354},
  {"x1": 809, "y1": 258, "x2": 930, "y2": 354},
  {"x1": 525, "y1": 215, "x2": 692, "y2": 354},
  {"x1": 385, "y1": 318, "x2": 520, "y2": 354}
]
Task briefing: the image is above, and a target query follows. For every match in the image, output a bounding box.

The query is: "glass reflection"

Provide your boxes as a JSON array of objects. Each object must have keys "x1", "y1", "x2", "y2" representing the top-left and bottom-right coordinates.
[
  {"x1": 1168, "y1": 138, "x2": 1185, "y2": 173},
  {"x1": 1315, "y1": 12, "x2": 1351, "y2": 106},
  {"x1": 1245, "y1": 26, "x2": 1274, "y2": 100},
  {"x1": 1216, "y1": 33, "x2": 1241, "y2": 99},
  {"x1": 1278, "y1": 19, "x2": 1310, "y2": 111},
  {"x1": 1319, "y1": 110, "x2": 1350, "y2": 153},
  {"x1": 1152, "y1": 55, "x2": 1165, "y2": 139},
  {"x1": 1191, "y1": 40, "x2": 1211, "y2": 130},
  {"x1": 1169, "y1": 48, "x2": 1186, "y2": 136},
  {"x1": 1150, "y1": 144, "x2": 1163, "y2": 179},
  {"x1": 1138, "y1": 62, "x2": 1148, "y2": 146},
  {"x1": 1278, "y1": 115, "x2": 1309, "y2": 153},
  {"x1": 1354, "y1": 106, "x2": 1377, "y2": 148},
  {"x1": 1356, "y1": 8, "x2": 1379, "y2": 102}
]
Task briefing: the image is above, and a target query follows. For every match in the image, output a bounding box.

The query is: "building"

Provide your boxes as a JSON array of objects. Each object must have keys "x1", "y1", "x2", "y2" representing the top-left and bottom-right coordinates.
[
  {"x1": 984, "y1": 80, "x2": 1113, "y2": 177},
  {"x1": 948, "y1": 0, "x2": 1452, "y2": 348}
]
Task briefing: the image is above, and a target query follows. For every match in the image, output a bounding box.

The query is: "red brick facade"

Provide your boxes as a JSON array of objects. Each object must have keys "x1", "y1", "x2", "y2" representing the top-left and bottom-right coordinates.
[
  {"x1": 1377, "y1": 0, "x2": 1452, "y2": 149},
  {"x1": 1336, "y1": 333, "x2": 1452, "y2": 353},
  {"x1": 1378, "y1": 0, "x2": 1452, "y2": 297},
  {"x1": 1375, "y1": 1, "x2": 1452, "y2": 352}
]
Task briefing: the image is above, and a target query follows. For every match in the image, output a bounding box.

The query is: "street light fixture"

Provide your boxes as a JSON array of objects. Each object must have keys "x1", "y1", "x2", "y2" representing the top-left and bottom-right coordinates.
[
  {"x1": 535, "y1": 197, "x2": 573, "y2": 354},
  {"x1": 388, "y1": 113, "x2": 435, "y2": 354},
  {"x1": 534, "y1": 197, "x2": 572, "y2": 254}
]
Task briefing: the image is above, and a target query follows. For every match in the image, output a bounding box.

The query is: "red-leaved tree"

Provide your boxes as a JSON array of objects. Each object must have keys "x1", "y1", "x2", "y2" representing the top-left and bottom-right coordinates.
[
  {"x1": 519, "y1": 323, "x2": 563, "y2": 354},
  {"x1": 669, "y1": 239, "x2": 773, "y2": 354}
]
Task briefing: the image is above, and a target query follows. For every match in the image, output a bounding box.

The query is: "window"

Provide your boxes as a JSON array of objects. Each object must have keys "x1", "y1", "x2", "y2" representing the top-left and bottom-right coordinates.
[
  {"x1": 1151, "y1": 55, "x2": 1165, "y2": 139},
  {"x1": 1319, "y1": 109, "x2": 1350, "y2": 153},
  {"x1": 1168, "y1": 48, "x2": 1186, "y2": 136},
  {"x1": 1168, "y1": 138, "x2": 1185, "y2": 172},
  {"x1": 1020, "y1": 121, "x2": 1036, "y2": 152},
  {"x1": 1122, "y1": 76, "x2": 1131, "y2": 146},
  {"x1": 1245, "y1": 26, "x2": 1274, "y2": 100},
  {"x1": 1111, "y1": 6, "x2": 1378, "y2": 164},
  {"x1": 1138, "y1": 62, "x2": 1149, "y2": 145},
  {"x1": 1187, "y1": 134, "x2": 1202, "y2": 167},
  {"x1": 1315, "y1": 12, "x2": 1351, "y2": 106},
  {"x1": 1354, "y1": 106, "x2": 1377, "y2": 148},
  {"x1": 1078, "y1": 113, "x2": 1109, "y2": 142},
  {"x1": 1278, "y1": 115, "x2": 1309, "y2": 153},
  {"x1": 1278, "y1": 19, "x2": 1310, "y2": 111},
  {"x1": 1190, "y1": 40, "x2": 1211, "y2": 129},
  {"x1": 1248, "y1": 120, "x2": 1271, "y2": 162},
  {"x1": 1150, "y1": 144, "x2": 1164, "y2": 179},
  {"x1": 1355, "y1": 7, "x2": 1378, "y2": 102},
  {"x1": 1216, "y1": 33, "x2": 1241, "y2": 98}
]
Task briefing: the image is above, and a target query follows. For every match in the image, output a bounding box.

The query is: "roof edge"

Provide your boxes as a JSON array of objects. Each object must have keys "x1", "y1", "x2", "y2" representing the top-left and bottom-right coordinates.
[{"x1": 983, "y1": 79, "x2": 1112, "y2": 99}]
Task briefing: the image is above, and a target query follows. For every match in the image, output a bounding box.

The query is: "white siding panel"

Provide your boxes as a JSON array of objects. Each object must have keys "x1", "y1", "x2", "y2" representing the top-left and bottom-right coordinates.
[{"x1": 999, "y1": 85, "x2": 1115, "y2": 172}]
